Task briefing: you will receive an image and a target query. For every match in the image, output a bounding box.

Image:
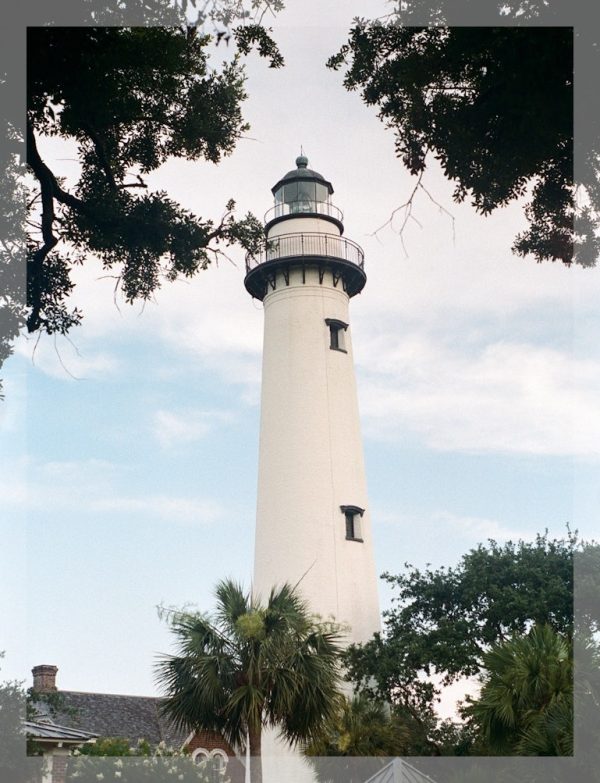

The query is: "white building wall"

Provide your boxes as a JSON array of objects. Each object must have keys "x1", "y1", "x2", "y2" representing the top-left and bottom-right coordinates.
[
  {"x1": 253, "y1": 265, "x2": 380, "y2": 645},
  {"x1": 267, "y1": 216, "x2": 342, "y2": 238}
]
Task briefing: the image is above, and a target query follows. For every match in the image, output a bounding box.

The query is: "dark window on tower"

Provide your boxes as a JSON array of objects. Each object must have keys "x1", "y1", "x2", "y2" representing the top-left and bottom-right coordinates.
[
  {"x1": 341, "y1": 505, "x2": 364, "y2": 542},
  {"x1": 325, "y1": 318, "x2": 348, "y2": 353}
]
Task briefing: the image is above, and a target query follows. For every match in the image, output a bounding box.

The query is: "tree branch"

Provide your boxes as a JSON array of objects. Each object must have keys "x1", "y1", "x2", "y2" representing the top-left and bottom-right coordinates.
[
  {"x1": 26, "y1": 120, "x2": 91, "y2": 215},
  {"x1": 117, "y1": 175, "x2": 148, "y2": 190},
  {"x1": 26, "y1": 121, "x2": 59, "y2": 332},
  {"x1": 82, "y1": 124, "x2": 117, "y2": 191}
]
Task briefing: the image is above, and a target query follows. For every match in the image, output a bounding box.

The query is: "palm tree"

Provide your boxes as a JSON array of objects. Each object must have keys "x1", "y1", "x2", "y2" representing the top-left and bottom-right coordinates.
[
  {"x1": 305, "y1": 694, "x2": 410, "y2": 783},
  {"x1": 463, "y1": 624, "x2": 573, "y2": 755},
  {"x1": 306, "y1": 693, "x2": 410, "y2": 757},
  {"x1": 156, "y1": 580, "x2": 344, "y2": 783}
]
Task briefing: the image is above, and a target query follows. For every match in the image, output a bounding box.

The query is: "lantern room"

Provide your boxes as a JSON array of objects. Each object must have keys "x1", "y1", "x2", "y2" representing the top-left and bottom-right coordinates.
[{"x1": 264, "y1": 155, "x2": 344, "y2": 232}]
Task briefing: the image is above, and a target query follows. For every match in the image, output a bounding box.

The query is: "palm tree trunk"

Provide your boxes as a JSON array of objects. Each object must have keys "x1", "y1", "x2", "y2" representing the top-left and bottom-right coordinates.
[{"x1": 248, "y1": 726, "x2": 262, "y2": 783}]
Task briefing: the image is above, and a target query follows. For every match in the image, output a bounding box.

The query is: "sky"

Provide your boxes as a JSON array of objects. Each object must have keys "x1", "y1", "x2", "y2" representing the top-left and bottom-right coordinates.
[{"x1": 2, "y1": 2, "x2": 599, "y2": 719}]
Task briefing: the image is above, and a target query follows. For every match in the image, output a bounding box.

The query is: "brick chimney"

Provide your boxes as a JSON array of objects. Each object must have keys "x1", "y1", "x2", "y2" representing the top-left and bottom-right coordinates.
[{"x1": 32, "y1": 664, "x2": 58, "y2": 692}]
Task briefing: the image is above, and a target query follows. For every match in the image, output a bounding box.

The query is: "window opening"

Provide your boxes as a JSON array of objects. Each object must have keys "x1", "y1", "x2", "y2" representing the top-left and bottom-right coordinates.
[
  {"x1": 192, "y1": 749, "x2": 209, "y2": 764},
  {"x1": 210, "y1": 750, "x2": 228, "y2": 781},
  {"x1": 325, "y1": 318, "x2": 348, "y2": 352},
  {"x1": 341, "y1": 505, "x2": 364, "y2": 542}
]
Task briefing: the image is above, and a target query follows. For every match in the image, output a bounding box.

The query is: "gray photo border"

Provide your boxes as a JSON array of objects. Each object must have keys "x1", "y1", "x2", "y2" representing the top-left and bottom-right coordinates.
[{"x1": 2, "y1": 0, "x2": 598, "y2": 781}]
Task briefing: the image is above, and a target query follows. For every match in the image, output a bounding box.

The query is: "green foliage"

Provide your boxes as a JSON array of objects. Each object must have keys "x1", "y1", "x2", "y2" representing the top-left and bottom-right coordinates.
[
  {"x1": 76, "y1": 737, "x2": 143, "y2": 757},
  {"x1": 305, "y1": 694, "x2": 475, "y2": 780},
  {"x1": 575, "y1": 542, "x2": 600, "y2": 631},
  {"x1": 349, "y1": 531, "x2": 577, "y2": 684},
  {"x1": 329, "y1": 24, "x2": 598, "y2": 266},
  {"x1": 25, "y1": 22, "x2": 282, "y2": 335},
  {"x1": 343, "y1": 531, "x2": 593, "y2": 755},
  {"x1": 306, "y1": 694, "x2": 409, "y2": 759},
  {"x1": 0, "y1": 101, "x2": 26, "y2": 396},
  {"x1": 156, "y1": 580, "x2": 344, "y2": 782},
  {"x1": 0, "y1": 671, "x2": 26, "y2": 778},
  {"x1": 234, "y1": 24, "x2": 285, "y2": 68},
  {"x1": 462, "y1": 624, "x2": 573, "y2": 755},
  {"x1": 0, "y1": 655, "x2": 43, "y2": 783},
  {"x1": 27, "y1": 685, "x2": 80, "y2": 722},
  {"x1": 304, "y1": 695, "x2": 404, "y2": 783},
  {"x1": 67, "y1": 742, "x2": 225, "y2": 783}
]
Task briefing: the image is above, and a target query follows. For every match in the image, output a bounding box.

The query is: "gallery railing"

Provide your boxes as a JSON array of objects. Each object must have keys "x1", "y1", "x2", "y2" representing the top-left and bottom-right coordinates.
[{"x1": 245, "y1": 232, "x2": 364, "y2": 273}]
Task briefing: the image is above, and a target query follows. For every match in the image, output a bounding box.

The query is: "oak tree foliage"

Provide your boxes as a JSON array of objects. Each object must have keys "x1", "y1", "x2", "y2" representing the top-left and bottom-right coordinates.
[
  {"x1": 0, "y1": 118, "x2": 26, "y2": 394},
  {"x1": 343, "y1": 532, "x2": 595, "y2": 753},
  {"x1": 329, "y1": 24, "x2": 599, "y2": 266},
  {"x1": 25, "y1": 20, "x2": 283, "y2": 336}
]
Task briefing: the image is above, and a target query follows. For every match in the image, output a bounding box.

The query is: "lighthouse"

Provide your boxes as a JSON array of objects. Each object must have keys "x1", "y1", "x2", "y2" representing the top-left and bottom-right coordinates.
[{"x1": 245, "y1": 155, "x2": 381, "y2": 648}]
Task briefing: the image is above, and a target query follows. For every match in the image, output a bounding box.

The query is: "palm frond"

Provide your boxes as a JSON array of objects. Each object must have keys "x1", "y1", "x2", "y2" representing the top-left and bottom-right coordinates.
[
  {"x1": 466, "y1": 623, "x2": 573, "y2": 755},
  {"x1": 156, "y1": 580, "x2": 345, "y2": 757}
]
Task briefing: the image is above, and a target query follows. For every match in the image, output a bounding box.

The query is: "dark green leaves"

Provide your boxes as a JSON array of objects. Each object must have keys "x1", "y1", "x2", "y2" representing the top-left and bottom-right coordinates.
[
  {"x1": 343, "y1": 531, "x2": 592, "y2": 755},
  {"x1": 234, "y1": 25, "x2": 285, "y2": 68},
  {"x1": 462, "y1": 625, "x2": 574, "y2": 755},
  {"x1": 329, "y1": 24, "x2": 598, "y2": 266},
  {"x1": 383, "y1": 532, "x2": 576, "y2": 682},
  {"x1": 26, "y1": 25, "x2": 278, "y2": 335}
]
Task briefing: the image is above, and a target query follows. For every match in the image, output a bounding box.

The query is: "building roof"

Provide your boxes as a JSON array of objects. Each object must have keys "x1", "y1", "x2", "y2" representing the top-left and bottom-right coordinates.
[
  {"x1": 34, "y1": 691, "x2": 188, "y2": 750},
  {"x1": 25, "y1": 719, "x2": 98, "y2": 743},
  {"x1": 363, "y1": 758, "x2": 439, "y2": 783}
]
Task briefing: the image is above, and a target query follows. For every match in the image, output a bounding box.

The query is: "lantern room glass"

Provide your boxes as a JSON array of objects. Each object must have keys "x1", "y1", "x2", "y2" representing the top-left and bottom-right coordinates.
[{"x1": 272, "y1": 179, "x2": 331, "y2": 217}]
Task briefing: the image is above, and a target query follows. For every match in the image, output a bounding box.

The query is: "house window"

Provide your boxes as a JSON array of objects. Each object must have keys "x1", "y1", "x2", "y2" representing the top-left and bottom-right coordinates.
[
  {"x1": 192, "y1": 749, "x2": 228, "y2": 781},
  {"x1": 325, "y1": 318, "x2": 348, "y2": 352},
  {"x1": 341, "y1": 505, "x2": 364, "y2": 542},
  {"x1": 211, "y1": 750, "x2": 228, "y2": 771}
]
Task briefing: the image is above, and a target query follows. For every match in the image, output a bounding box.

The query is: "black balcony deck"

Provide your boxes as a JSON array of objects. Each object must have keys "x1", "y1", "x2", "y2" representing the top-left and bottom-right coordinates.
[{"x1": 244, "y1": 232, "x2": 366, "y2": 300}]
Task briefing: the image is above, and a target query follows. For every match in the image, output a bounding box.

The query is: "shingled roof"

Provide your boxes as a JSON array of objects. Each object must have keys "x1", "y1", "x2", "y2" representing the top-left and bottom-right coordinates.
[{"x1": 39, "y1": 691, "x2": 189, "y2": 750}]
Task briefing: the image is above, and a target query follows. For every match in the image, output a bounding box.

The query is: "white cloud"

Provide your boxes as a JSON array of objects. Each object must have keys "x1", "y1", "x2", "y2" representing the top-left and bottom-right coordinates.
[
  {"x1": 377, "y1": 507, "x2": 534, "y2": 547},
  {"x1": 14, "y1": 332, "x2": 119, "y2": 381},
  {"x1": 358, "y1": 336, "x2": 600, "y2": 458},
  {"x1": 429, "y1": 510, "x2": 536, "y2": 544},
  {"x1": 152, "y1": 408, "x2": 233, "y2": 448},
  {"x1": 359, "y1": 226, "x2": 584, "y2": 324},
  {"x1": 152, "y1": 262, "x2": 263, "y2": 384},
  {"x1": 92, "y1": 495, "x2": 224, "y2": 525},
  {"x1": 0, "y1": 371, "x2": 26, "y2": 436},
  {"x1": 0, "y1": 457, "x2": 226, "y2": 527},
  {"x1": 59, "y1": 252, "x2": 263, "y2": 391}
]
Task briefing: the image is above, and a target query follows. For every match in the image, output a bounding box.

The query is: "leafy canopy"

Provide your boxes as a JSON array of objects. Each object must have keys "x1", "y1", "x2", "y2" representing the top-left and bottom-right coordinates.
[
  {"x1": 306, "y1": 694, "x2": 409, "y2": 758},
  {"x1": 342, "y1": 531, "x2": 592, "y2": 754},
  {"x1": 25, "y1": 22, "x2": 282, "y2": 336},
  {"x1": 346, "y1": 532, "x2": 578, "y2": 695},
  {"x1": 329, "y1": 25, "x2": 598, "y2": 266},
  {"x1": 304, "y1": 695, "x2": 410, "y2": 783},
  {"x1": 0, "y1": 656, "x2": 32, "y2": 783}
]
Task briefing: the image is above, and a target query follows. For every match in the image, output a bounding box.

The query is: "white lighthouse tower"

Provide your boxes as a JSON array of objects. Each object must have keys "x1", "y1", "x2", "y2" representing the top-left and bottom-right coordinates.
[{"x1": 245, "y1": 154, "x2": 381, "y2": 648}]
